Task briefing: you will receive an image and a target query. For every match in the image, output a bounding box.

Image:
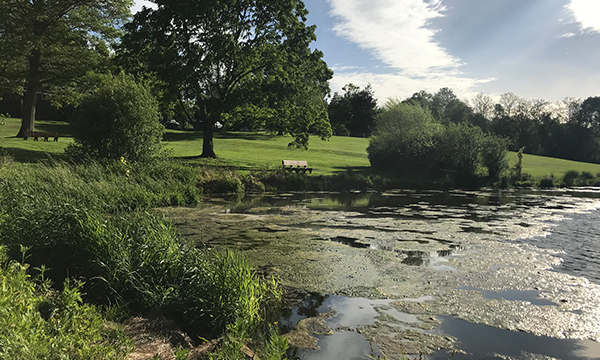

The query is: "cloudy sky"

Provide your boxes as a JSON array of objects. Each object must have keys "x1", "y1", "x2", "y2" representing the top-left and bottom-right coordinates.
[{"x1": 132, "y1": 0, "x2": 600, "y2": 103}]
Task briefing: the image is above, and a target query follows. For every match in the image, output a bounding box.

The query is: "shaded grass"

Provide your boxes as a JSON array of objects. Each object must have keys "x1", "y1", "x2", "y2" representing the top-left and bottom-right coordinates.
[{"x1": 0, "y1": 117, "x2": 72, "y2": 162}]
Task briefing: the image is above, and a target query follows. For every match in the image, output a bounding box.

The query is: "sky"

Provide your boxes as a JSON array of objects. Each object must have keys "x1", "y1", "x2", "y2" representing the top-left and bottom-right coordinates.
[{"x1": 131, "y1": 0, "x2": 600, "y2": 103}]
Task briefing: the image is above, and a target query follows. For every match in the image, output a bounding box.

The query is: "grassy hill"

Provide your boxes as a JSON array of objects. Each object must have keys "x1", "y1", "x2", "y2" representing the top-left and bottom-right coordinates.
[{"x1": 3, "y1": 117, "x2": 600, "y2": 179}]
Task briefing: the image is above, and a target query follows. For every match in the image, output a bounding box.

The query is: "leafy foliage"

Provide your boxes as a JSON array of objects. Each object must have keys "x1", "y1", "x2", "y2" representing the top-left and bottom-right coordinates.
[
  {"x1": 0, "y1": 248, "x2": 132, "y2": 359},
  {"x1": 368, "y1": 102, "x2": 509, "y2": 186},
  {"x1": 367, "y1": 101, "x2": 443, "y2": 177},
  {"x1": 67, "y1": 74, "x2": 164, "y2": 162},
  {"x1": 328, "y1": 84, "x2": 379, "y2": 137},
  {"x1": 120, "y1": 0, "x2": 332, "y2": 157},
  {"x1": 0, "y1": 0, "x2": 132, "y2": 136},
  {"x1": 481, "y1": 135, "x2": 509, "y2": 180}
]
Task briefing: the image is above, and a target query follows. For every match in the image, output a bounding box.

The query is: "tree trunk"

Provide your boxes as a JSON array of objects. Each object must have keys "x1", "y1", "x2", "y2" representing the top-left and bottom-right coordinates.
[
  {"x1": 17, "y1": 49, "x2": 41, "y2": 138},
  {"x1": 200, "y1": 114, "x2": 218, "y2": 158}
]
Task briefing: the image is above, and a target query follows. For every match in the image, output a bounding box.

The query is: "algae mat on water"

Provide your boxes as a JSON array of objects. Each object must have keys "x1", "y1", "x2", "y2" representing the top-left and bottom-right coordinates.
[{"x1": 161, "y1": 191, "x2": 600, "y2": 359}]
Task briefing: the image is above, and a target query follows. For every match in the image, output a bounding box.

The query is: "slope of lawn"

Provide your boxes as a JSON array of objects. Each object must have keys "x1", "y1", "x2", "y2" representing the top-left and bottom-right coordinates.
[
  {"x1": 506, "y1": 152, "x2": 600, "y2": 178},
  {"x1": 3, "y1": 117, "x2": 600, "y2": 179}
]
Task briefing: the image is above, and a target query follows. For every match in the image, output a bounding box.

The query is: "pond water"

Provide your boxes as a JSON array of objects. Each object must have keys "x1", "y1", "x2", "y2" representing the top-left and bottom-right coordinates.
[{"x1": 162, "y1": 189, "x2": 600, "y2": 359}]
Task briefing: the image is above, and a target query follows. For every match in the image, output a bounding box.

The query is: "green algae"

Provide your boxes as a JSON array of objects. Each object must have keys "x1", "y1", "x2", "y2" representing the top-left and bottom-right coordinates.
[
  {"x1": 158, "y1": 191, "x2": 600, "y2": 357},
  {"x1": 285, "y1": 311, "x2": 335, "y2": 350}
]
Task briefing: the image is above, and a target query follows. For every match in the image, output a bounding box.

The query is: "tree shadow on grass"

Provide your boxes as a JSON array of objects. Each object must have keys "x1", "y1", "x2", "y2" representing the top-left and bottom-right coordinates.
[
  {"x1": 162, "y1": 131, "x2": 204, "y2": 142},
  {"x1": 0, "y1": 147, "x2": 67, "y2": 163},
  {"x1": 330, "y1": 165, "x2": 372, "y2": 175},
  {"x1": 163, "y1": 130, "x2": 277, "y2": 142},
  {"x1": 36, "y1": 121, "x2": 73, "y2": 136},
  {"x1": 215, "y1": 132, "x2": 277, "y2": 141},
  {"x1": 177, "y1": 155, "x2": 260, "y2": 172}
]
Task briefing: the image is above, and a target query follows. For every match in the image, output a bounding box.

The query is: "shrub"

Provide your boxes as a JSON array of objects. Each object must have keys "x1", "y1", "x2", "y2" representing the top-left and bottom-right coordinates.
[
  {"x1": 563, "y1": 170, "x2": 580, "y2": 186},
  {"x1": 481, "y1": 135, "x2": 509, "y2": 181},
  {"x1": 367, "y1": 101, "x2": 443, "y2": 177},
  {"x1": 538, "y1": 176, "x2": 555, "y2": 188},
  {"x1": 435, "y1": 122, "x2": 484, "y2": 184},
  {"x1": 67, "y1": 73, "x2": 164, "y2": 162},
  {"x1": 368, "y1": 101, "x2": 509, "y2": 187}
]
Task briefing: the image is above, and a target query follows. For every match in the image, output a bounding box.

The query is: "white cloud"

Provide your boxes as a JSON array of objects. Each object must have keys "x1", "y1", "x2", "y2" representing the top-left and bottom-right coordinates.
[
  {"x1": 567, "y1": 0, "x2": 600, "y2": 33},
  {"x1": 330, "y1": 65, "x2": 366, "y2": 72},
  {"x1": 326, "y1": 0, "x2": 491, "y2": 101},
  {"x1": 330, "y1": 71, "x2": 494, "y2": 104},
  {"x1": 131, "y1": 0, "x2": 157, "y2": 14},
  {"x1": 558, "y1": 32, "x2": 576, "y2": 38}
]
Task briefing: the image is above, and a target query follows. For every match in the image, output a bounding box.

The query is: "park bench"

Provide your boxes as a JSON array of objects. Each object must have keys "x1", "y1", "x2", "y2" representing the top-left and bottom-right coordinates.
[
  {"x1": 23, "y1": 130, "x2": 59, "y2": 141},
  {"x1": 282, "y1": 160, "x2": 313, "y2": 174}
]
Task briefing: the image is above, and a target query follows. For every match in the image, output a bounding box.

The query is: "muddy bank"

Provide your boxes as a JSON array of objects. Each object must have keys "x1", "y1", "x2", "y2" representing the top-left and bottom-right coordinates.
[{"x1": 159, "y1": 190, "x2": 600, "y2": 359}]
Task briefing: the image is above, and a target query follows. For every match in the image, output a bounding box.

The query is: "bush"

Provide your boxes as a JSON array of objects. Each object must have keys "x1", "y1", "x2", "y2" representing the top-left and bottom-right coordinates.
[
  {"x1": 563, "y1": 170, "x2": 580, "y2": 186},
  {"x1": 67, "y1": 74, "x2": 164, "y2": 162},
  {"x1": 367, "y1": 102, "x2": 509, "y2": 187},
  {"x1": 367, "y1": 101, "x2": 443, "y2": 177},
  {"x1": 481, "y1": 135, "x2": 509, "y2": 181},
  {"x1": 538, "y1": 176, "x2": 555, "y2": 188},
  {"x1": 435, "y1": 122, "x2": 483, "y2": 184}
]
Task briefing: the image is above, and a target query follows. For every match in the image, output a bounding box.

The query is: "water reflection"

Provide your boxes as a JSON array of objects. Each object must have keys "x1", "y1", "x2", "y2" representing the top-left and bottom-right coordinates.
[
  {"x1": 224, "y1": 189, "x2": 600, "y2": 217},
  {"x1": 431, "y1": 316, "x2": 600, "y2": 360}
]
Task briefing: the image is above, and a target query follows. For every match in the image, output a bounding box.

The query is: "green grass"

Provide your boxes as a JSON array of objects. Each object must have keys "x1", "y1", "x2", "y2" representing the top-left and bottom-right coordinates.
[
  {"x1": 0, "y1": 117, "x2": 72, "y2": 162},
  {"x1": 163, "y1": 129, "x2": 370, "y2": 175},
  {"x1": 4, "y1": 117, "x2": 600, "y2": 178},
  {"x1": 506, "y1": 152, "x2": 600, "y2": 178}
]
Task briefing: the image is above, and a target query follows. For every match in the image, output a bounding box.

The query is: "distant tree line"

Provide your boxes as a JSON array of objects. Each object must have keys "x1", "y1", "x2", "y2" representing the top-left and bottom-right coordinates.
[
  {"x1": 405, "y1": 88, "x2": 600, "y2": 164},
  {"x1": 330, "y1": 83, "x2": 600, "y2": 165}
]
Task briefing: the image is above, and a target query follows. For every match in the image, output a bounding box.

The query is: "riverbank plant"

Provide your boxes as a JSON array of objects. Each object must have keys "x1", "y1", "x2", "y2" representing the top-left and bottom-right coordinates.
[
  {"x1": 0, "y1": 158, "x2": 285, "y2": 357},
  {"x1": 0, "y1": 247, "x2": 132, "y2": 359}
]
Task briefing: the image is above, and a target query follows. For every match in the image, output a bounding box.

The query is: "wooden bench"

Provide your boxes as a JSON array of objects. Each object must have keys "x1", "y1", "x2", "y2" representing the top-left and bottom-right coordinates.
[
  {"x1": 23, "y1": 130, "x2": 59, "y2": 141},
  {"x1": 282, "y1": 160, "x2": 313, "y2": 174}
]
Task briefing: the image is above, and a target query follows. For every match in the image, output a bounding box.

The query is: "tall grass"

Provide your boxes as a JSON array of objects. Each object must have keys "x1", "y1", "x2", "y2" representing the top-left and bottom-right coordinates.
[
  {"x1": 0, "y1": 158, "x2": 285, "y2": 356},
  {"x1": 0, "y1": 159, "x2": 202, "y2": 213}
]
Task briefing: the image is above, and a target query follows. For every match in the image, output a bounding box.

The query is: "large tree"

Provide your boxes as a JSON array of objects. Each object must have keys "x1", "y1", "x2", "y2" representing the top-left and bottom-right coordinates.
[
  {"x1": 0, "y1": 0, "x2": 131, "y2": 137},
  {"x1": 120, "y1": 0, "x2": 332, "y2": 157},
  {"x1": 328, "y1": 84, "x2": 378, "y2": 137}
]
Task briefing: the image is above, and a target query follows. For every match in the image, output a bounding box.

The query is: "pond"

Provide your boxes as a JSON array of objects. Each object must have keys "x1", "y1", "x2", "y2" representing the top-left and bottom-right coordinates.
[{"x1": 160, "y1": 189, "x2": 600, "y2": 359}]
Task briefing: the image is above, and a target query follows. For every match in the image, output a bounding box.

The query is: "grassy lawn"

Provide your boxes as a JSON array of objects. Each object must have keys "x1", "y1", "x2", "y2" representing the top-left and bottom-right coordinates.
[
  {"x1": 0, "y1": 117, "x2": 72, "y2": 162},
  {"x1": 506, "y1": 152, "x2": 600, "y2": 178},
  {"x1": 4, "y1": 117, "x2": 600, "y2": 178},
  {"x1": 163, "y1": 129, "x2": 370, "y2": 175}
]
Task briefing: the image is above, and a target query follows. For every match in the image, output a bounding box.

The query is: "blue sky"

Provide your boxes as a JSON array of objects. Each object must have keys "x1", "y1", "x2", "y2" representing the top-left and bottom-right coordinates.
[{"x1": 132, "y1": 0, "x2": 600, "y2": 103}]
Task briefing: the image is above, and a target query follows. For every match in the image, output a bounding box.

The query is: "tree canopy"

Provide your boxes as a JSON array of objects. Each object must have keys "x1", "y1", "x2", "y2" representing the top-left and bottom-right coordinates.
[
  {"x1": 0, "y1": 0, "x2": 132, "y2": 137},
  {"x1": 328, "y1": 84, "x2": 379, "y2": 137},
  {"x1": 120, "y1": 0, "x2": 333, "y2": 157}
]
